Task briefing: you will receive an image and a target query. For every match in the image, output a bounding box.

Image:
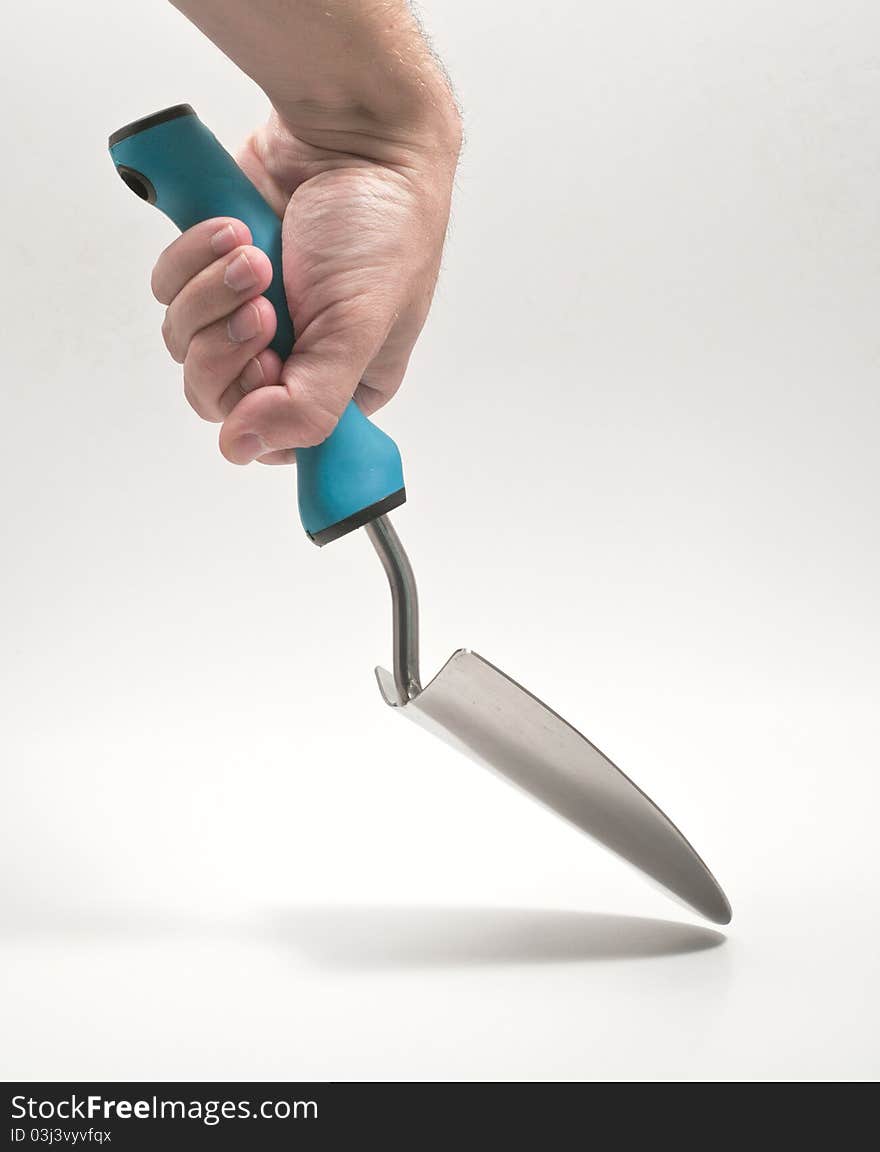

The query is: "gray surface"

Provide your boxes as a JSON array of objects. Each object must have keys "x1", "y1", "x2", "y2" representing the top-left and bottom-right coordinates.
[{"x1": 1, "y1": 0, "x2": 879, "y2": 1080}]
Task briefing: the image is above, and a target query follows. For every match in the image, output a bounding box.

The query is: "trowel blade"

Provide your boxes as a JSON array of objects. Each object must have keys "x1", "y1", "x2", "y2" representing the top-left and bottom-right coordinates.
[{"x1": 376, "y1": 649, "x2": 731, "y2": 925}]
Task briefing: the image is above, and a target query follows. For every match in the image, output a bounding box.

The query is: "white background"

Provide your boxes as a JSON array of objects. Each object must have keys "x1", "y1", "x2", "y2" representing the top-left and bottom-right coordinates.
[{"x1": 1, "y1": 1, "x2": 878, "y2": 1081}]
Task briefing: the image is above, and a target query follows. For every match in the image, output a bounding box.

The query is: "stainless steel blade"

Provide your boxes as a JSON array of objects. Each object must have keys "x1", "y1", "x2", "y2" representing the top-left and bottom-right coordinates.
[
  {"x1": 365, "y1": 514, "x2": 731, "y2": 926},
  {"x1": 376, "y1": 650, "x2": 732, "y2": 925}
]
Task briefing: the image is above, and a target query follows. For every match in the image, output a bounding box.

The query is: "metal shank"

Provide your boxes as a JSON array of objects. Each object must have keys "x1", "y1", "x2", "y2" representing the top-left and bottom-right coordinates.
[{"x1": 366, "y1": 515, "x2": 421, "y2": 704}]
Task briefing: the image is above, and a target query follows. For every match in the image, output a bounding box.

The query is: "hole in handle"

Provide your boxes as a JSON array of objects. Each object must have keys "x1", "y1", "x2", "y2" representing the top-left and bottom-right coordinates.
[{"x1": 115, "y1": 165, "x2": 156, "y2": 205}]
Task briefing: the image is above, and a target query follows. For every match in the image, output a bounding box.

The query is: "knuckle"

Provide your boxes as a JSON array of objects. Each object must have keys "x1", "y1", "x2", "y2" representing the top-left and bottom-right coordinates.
[
  {"x1": 182, "y1": 364, "x2": 221, "y2": 423},
  {"x1": 150, "y1": 263, "x2": 169, "y2": 304},
  {"x1": 186, "y1": 331, "x2": 216, "y2": 374},
  {"x1": 218, "y1": 382, "x2": 244, "y2": 419},
  {"x1": 298, "y1": 402, "x2": 341, "y2": 447},
  {"x1": 279, "y1": 361, "x2": 346, "y2": 446},
  {"x1": 160, "y1": 313, "x2": 183, "y2": 363}
]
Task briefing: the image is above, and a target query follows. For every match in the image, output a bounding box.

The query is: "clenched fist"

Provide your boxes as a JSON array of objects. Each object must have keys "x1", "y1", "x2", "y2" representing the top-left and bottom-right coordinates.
[{"x1": 152, "y1": 105, "x2": 460, "y2": 466}]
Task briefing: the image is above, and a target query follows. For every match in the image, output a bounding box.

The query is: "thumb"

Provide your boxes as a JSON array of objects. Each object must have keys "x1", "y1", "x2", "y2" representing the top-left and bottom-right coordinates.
[{"x1": 218, "y1": 309, "x2": 388, "y2": 465}]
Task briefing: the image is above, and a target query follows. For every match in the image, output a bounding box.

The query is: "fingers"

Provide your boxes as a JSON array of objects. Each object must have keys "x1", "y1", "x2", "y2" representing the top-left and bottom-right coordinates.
[
  {"x1": 182, "y1": 298, "x2": 278, "y2": 422},
  {"x1": 152, "y1": 217, "x2": 279, "y2": 424},
  {"x1": 151, "y1": 218, "x2": 252, "y2": 305},
  {"x1": 217, "y1": 347, "x2": 283, "y2": 420},
  {"x1": 218, "y1": 315, "x2": 387, "y2": 464},
  {"x1": 161, "y1": 243, "x2": 273, "y2": 362}
]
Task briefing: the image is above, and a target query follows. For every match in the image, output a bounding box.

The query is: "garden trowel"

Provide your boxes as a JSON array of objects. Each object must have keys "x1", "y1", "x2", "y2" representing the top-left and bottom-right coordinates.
[{"x1": 109, "y1": 104, "x2": 732, "y2": 926}]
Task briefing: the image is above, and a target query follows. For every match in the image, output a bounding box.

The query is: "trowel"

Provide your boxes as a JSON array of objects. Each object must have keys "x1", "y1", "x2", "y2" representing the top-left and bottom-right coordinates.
[{"x1": 109, "y1": 104, "x2": 731, "y2": 925}]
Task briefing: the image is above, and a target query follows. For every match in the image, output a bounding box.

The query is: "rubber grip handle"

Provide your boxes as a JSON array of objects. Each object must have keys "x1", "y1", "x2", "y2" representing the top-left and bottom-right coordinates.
[{"x1": 108, "y1": 104, "x2": 405, "y2": 545}]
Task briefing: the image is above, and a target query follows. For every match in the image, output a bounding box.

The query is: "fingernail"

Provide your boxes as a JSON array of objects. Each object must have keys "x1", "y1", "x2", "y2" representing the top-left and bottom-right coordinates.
[
  {"x1": 224, "y1": 250, "x2": 257, "y2": 293},
  {"x1": 227, "y1": 302, "x2": 262, "y2": 343},
  {"x1": 239, "y1": 358, "x2": 264, "y2": 393},
  {"x1": 233, "y1": 433, "x2": 268, "y2": 464},
  {"x1": 210, "y1": 224, "x2": 238, "y2": 257}
]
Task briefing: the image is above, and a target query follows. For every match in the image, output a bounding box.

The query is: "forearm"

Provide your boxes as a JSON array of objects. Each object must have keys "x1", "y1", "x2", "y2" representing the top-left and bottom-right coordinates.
[{"x1": 171, "y1": 1, "x2": 460, "y2": 159}]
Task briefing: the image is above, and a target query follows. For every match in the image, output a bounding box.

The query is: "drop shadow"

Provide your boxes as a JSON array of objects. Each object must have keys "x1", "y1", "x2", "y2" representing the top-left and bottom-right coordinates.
[
  {"x1": 0, "y1": 904, "x2": 725, "y2": 970},
  {"x1": 268, "y1": 905, "x2": 726, "y2": 969}
]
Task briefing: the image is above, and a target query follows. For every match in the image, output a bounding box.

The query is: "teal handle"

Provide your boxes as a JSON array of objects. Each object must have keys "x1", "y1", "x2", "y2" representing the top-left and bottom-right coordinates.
[{"x1": 108, "y1": 104, "x2": 405, "y2": 545}]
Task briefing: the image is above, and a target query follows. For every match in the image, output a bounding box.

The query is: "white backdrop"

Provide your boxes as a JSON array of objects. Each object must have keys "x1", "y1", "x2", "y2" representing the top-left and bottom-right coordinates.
[{"x1": 1, "y1": 1, "x2": 878, "y2": 1080}]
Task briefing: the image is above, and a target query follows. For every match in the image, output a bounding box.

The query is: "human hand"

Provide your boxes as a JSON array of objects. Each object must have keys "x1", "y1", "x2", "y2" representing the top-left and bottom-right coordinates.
[{"x1": 151, "y1": 106, "x2": 460, "y2": 466}]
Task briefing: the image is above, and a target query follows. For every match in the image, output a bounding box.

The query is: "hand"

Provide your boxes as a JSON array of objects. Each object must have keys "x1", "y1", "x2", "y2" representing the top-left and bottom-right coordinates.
[{"x1": 151, "y1": 109, "x2": 460, "y2": 465}]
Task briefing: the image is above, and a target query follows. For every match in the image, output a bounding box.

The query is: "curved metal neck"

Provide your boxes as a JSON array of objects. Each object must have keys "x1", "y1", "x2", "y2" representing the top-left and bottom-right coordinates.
[{"x1": 365, "y1": 515, "x2": 421, "y2": 704}]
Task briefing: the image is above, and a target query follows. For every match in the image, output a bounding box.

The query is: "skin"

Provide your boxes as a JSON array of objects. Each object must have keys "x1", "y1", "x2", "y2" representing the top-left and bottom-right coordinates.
[{"x1": 153, "y1": 1, "x2": 462, "y2": 465}]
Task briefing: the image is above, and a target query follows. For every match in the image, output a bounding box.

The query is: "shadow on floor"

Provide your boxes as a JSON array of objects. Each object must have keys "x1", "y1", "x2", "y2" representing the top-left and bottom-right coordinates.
[
  {"x1": 0, "y1": 903, "x2": 725, "y2": 969},
  {"x1": 268, "y1": 905, "x2": 725, "y2": 969}
]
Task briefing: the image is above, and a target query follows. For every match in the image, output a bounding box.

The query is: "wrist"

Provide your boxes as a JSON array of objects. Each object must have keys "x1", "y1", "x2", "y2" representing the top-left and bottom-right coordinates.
[
  {"x1": 277, "y1": 74, "x2": 461, "y2": 171},
  {"x1": 173, "y1": 1, "x2": 461, "y2": 167},
  {"x1": 287, "y1": 106, "x2": 460, "y2": 168}
]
